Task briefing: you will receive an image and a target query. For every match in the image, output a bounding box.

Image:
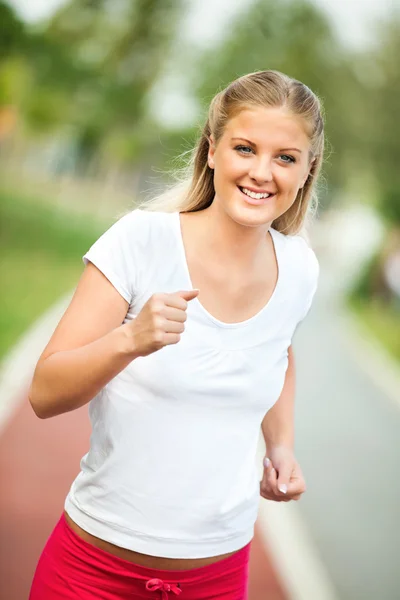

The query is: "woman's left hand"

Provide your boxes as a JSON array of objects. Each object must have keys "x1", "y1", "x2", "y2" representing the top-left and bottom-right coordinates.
[{"x1": 260, "y1": 446, "x2": 306, "y2": 502}]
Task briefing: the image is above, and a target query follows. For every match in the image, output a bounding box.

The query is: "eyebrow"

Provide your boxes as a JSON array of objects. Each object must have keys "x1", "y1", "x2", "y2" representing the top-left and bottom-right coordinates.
[{"x1": 231, "y1": 137, "x2": 303, "y2": 154}]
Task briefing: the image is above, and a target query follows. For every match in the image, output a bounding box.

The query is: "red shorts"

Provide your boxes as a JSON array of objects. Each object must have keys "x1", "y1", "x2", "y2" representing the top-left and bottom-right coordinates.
[{"x1": 29, "y1": 514, "x2": 250, "y2": 599}]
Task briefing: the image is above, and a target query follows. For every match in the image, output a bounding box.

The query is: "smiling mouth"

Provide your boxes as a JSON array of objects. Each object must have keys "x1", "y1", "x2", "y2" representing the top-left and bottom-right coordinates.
[{"x1": 238, "y1": 186, "x2": 276, "y2": 203}]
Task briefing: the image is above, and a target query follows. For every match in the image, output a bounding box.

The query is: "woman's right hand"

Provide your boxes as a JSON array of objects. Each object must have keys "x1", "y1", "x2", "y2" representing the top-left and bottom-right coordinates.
[{"x1": 126, "y1": 290, "x2": 199, "y2": 357}]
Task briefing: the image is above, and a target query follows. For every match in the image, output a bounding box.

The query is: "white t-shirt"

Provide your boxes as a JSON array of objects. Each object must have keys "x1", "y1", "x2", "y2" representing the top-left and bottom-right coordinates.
[{"x1": 65, "y1": 209, "x2": 319, "y2": 558}]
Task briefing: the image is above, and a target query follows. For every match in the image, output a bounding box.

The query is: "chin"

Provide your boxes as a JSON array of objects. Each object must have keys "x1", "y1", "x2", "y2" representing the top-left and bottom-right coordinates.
[{"x1": 229, "y1": 202, "x2": 276, "y2": 229}]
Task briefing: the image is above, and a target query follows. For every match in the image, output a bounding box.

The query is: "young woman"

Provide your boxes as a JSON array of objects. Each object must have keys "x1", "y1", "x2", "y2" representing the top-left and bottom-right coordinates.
[{"x1": 28, "y1": 70, "x2": 324, "y2": 600}]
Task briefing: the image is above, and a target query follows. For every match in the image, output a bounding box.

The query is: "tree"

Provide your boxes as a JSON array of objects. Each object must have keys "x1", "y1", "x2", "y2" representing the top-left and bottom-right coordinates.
[
  {"x1": 366, "y1": 17, "x2": 400, "y2": 226},
  {"x1": 41, "y1": 0, "x2": 185, "y2": 169},
  {"x1": 0, "y1": 1, "x2": 26, "y2": 58}
]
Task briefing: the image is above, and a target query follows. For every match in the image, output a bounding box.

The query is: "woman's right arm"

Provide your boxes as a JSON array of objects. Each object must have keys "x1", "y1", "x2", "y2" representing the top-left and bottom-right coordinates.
[
  {"x1": 28, "y1": 263, "x2": 198, "y2": 419},
  {"x1": 28, "y1": 263, "x2": 137, "y2": 419}
]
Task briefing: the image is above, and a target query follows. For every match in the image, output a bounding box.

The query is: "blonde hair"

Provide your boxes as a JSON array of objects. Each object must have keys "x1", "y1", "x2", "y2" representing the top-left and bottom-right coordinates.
[{"x1": 140, "y1": 70, "x2": 325, "y2": 236}]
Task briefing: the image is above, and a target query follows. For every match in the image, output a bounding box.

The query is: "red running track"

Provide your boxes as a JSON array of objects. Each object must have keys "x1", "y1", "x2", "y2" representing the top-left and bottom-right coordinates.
[{"x1": 0, "y1": 393, "x2": 288, "y2": 600}]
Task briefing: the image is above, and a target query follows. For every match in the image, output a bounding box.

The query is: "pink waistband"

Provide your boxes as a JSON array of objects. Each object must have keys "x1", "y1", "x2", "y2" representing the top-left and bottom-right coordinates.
[{"x1": 61, "y1": 513, "x2": 251, "y2": 583}]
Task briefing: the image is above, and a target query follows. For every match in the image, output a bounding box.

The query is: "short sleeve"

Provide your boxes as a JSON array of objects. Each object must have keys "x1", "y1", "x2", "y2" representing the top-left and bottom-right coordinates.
[
  {"x1": 297, "y1": 246, "x2": 319, "y2": 324},
  {"x1": 83, "y1": 211, "x2": 138, "y2": 304}
]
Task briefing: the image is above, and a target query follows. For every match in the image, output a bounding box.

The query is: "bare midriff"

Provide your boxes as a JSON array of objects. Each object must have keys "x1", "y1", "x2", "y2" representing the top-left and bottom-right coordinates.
[{"x1": 64, "y1": 512, "x2": 237, "y2": 570}]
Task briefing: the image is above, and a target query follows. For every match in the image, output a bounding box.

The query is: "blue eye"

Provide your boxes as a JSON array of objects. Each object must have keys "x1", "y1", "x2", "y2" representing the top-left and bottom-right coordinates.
[
  {"x1": 280, "y1": 154, "x2": 296, "y2": 163},
  {"x1": 235, "y1": 145, "x2": 253, "y2": 155}
]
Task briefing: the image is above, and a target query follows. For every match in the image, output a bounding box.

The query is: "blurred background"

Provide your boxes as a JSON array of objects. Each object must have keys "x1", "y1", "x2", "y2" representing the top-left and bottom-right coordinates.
[{"x1": 0, "y1": 1, "x2": 399, "y2": 599}]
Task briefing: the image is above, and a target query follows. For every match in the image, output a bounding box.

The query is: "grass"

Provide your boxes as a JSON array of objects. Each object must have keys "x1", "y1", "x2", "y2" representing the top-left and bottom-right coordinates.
[
  {"x1": 0, "y1": 190, "x2": 107, "y2": 359},
  {"x1": 349, "y1": 297, "x2": 400, "y2": 364}
]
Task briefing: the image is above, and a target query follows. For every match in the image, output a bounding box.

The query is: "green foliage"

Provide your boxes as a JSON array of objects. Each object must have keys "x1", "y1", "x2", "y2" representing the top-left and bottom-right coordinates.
[
  {"x1": 0, "y1": 0, "x2": 185, "y2": 166},
  {"x1": 24, "y1": 87, "x2": 70, "y2": 133},
  {"x1": 349, "y1": 251, "x2": 382, "y2": 302},
  {"x1": 362, "y1": 17, "x2": 400, "y2": 226},
  {"x1": 39, "y1": 0, "x2": 185, "y2": 164},
  {"x1": 0, "y1": 190, "x2": 103, "y2": 259},
  {"x1": 349, "y1": 297, "x2": 400, "y2": 363},
  {"x1": 380, "y1": 187, "x2": 400, "y2": 226},
  {"x1": 0, "y1": 56, "x2": 31, "y2": 106},
  {"x1": 0, "y1": 1, "x2": 26, "y2": 57},
  {"x1": 193, "y1": 0, "x2": 335, "y2": 99}
]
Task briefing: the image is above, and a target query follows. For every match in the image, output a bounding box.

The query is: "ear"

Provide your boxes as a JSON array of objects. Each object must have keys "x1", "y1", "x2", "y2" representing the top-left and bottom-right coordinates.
[{"x1": 208, "y1": 135, "x2": 215, "y2": 169}]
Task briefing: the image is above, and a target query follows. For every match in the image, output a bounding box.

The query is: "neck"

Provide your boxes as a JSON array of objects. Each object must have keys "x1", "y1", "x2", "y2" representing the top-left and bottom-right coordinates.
[{"x1": 198, "y1": 200, "x2": 271, "y2": 266}]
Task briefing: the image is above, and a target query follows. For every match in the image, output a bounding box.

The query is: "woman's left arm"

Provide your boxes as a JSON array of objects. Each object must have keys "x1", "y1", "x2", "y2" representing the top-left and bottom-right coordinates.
[{"x1": 260, "y1": 345, "x2": 306, "y2": 502}]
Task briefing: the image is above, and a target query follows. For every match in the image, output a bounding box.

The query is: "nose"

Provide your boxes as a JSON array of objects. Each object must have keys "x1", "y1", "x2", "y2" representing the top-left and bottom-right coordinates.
[{"x1": 249, "y1": 157, "x2": 273, "y2": 184}]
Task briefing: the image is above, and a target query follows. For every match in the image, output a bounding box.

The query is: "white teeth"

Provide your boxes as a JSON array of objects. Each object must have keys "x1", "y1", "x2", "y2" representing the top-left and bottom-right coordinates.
[{"x1": 241, "y1": 187, "x2": 271, "y2": 199}]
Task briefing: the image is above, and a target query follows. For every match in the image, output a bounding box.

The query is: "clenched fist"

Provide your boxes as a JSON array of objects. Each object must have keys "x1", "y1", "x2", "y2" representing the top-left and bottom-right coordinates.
[{"x1": 126, "y1": 290, "x2": 199, "y2": 357}]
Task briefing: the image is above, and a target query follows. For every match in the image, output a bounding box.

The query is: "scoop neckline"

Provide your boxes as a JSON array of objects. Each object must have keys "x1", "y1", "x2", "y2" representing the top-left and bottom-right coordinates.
[{"x1": 171, "y1": 211, "x2": 283, "y2": 329}]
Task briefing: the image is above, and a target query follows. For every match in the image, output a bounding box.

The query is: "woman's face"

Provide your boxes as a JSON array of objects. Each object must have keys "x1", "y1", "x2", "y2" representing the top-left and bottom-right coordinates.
[{"x1": 208, "y1": 106, "x2": 314, "y2": 229}]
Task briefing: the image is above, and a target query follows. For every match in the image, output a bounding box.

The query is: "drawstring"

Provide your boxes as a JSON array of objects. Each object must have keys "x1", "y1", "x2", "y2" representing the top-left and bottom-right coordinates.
[{"x1": 145, "y1": 578, "x2": 182, "y2": 599}]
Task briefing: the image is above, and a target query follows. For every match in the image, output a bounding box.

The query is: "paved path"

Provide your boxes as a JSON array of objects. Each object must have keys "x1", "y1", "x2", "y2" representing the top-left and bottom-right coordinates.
[
  {"x1": 293, "y1": 260, "x2": 400, "y2": 600},
  {"x1": 0, "y1": 389, "x2": 287, "y2": 600}
]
